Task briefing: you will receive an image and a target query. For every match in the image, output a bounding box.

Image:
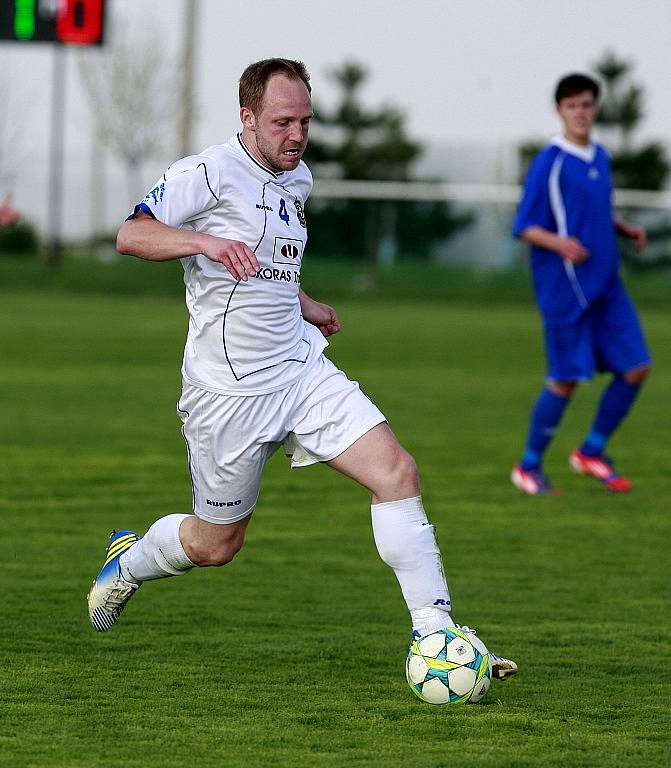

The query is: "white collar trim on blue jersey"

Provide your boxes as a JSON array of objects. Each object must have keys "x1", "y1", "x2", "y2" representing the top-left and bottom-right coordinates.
[{"x1": 551, "y1": 135, "x2": 597, "y2": 164}]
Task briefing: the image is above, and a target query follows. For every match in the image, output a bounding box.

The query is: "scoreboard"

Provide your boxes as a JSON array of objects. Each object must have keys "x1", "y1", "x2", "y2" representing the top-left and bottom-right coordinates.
[{"x1": 0, "y1": 0, "x2": 105, "y2": 45}]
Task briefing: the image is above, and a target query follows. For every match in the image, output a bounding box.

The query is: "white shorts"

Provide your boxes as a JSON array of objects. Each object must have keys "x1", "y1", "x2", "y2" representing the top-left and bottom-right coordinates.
[{"x1": 177, "y1": 354, "x2": 386, "y2": 524}]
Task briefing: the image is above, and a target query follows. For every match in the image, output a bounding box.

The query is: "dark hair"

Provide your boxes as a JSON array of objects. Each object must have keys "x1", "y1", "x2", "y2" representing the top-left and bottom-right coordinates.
[
  {"x1": 239, "y1": 58, "x2": 311, "y2": 114},
  {"x1": 554, "y1": 73, "x2": 600, "y2": 104}
]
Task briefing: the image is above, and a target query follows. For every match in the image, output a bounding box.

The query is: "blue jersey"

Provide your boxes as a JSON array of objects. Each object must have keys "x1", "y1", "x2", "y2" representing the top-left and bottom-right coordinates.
[{"x1": 513, "y1": 136, "x2": 620, "y2": 321}]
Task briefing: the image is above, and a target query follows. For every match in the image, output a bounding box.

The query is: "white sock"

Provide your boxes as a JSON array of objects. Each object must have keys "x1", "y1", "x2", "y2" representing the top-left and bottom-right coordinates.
[
  {"x1": 371, "y1": 496, "x2": 454, "y2": 636},
  {"x1": 120, "y1": 513, "x2": 195, "y2": 584}
]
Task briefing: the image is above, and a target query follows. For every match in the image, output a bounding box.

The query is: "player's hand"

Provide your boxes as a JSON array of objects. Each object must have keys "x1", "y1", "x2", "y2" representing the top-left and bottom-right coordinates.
[
  {"x1": 316, "y1": 308, "x2": 341, "y2": 337},
  {"x1": 299, "y1": 294, "x2": 341, "y2": 337},
  {"x1": 558, "y1": 236, "x2": 589, "y2": 264},
  {"x1": 202, "y1": 235, "x2": 260, "y2": 281},
  {"x1": 626, "y1": 224, "x2": 647, "y2": 251}
]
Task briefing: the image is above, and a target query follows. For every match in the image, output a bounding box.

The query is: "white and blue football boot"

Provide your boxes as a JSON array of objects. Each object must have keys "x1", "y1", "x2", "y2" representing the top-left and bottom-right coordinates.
[
  {"x1": 87, "y1": 529, "x2": 140, "y2": 632},
  {"x1": 488, "y1": 650, "x2": 519, "y2": 680},
  {"x1": 411, "y1": 625, "x2": 519, "y2": 680},
  {"x1": 457, "y1": 625, "x2": 518, "y2": 680}
]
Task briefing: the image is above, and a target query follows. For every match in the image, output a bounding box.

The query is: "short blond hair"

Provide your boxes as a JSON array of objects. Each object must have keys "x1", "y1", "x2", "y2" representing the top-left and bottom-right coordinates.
[{"x1": 239, "y1": 58, "x2": 311, "y2": 115}]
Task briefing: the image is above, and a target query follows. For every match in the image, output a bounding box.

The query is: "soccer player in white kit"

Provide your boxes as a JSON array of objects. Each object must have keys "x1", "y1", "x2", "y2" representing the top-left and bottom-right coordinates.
[{"x1": 87, "y1": 58, "x2": 517, "y2": 681}]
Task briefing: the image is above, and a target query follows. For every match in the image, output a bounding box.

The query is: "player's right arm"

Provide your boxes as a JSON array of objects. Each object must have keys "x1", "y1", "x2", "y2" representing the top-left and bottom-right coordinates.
[
  {"x1": 518, "y1": 225, "x2": 589, "y2": 264},
  {"x1": 117, "y1": 154, "x2": 260, "y2": 281},
  {"x1": 512, "y1": 149, "x2": 589, "y2": 264},
  {"x1": 117, "y1": 212, "x2": 259, "y2": 281}
]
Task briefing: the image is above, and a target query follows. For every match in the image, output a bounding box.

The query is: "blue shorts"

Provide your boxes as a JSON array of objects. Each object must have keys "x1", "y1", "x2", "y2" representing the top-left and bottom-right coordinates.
[{"x1": 542, "y1": 280, "x2": 651, "y2": 381}]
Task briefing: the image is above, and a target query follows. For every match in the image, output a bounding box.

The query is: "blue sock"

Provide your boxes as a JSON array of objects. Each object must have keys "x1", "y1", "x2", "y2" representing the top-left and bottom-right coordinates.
[
  {"x1": 580, "y1": 377, "x2": 641, "y2": 456},
  {"x1": 520, "y1": 388, "x2": 571, "y2": 470}
]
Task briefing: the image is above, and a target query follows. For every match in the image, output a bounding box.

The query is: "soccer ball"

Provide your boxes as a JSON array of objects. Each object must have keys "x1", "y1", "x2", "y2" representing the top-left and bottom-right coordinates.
[{"x1": 406, "y1": 626, "x2": 492, "y2": 704}]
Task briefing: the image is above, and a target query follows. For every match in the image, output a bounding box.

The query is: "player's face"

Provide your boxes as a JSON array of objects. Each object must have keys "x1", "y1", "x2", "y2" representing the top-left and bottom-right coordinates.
[
  {"x1": 242, "y1": 74, "x2": 312, "y2": 172},
  {"x1": 557, "y1": 91, "x2": 597, "y2": 145}
]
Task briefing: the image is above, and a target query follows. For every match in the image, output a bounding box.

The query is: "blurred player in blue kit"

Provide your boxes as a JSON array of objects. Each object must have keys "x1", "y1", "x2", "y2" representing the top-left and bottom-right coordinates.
[
  {"x1": 511, "y1": 73, "x2": 651, "y2": 495},
  {"x1": 87, "y1": 58, "x2": 517, "y2": 681}
]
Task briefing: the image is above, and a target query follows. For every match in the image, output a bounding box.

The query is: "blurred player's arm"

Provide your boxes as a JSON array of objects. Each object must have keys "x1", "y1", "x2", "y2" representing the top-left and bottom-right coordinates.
[
  {"x1": 615, "y1": 219, "x2": 646, "y2": 251},
  {"x1": 299, "y1": 290, "x2": 341, "y2": 337},
  {"x1": 518, "y1": 225, "x2": 589, "y2": 264},
  {"x1": 116, "y1": 211, "x2": 259, "y2": 281}
]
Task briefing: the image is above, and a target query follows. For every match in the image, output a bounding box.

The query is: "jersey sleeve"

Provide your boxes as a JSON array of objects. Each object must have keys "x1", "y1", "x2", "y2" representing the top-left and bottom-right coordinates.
[
  {"x1": 131, "y1": 155, "x2": 221, "y2": 229},
  {"x1": 512, "y1": 151, "x2": 555, "y2": 237}
]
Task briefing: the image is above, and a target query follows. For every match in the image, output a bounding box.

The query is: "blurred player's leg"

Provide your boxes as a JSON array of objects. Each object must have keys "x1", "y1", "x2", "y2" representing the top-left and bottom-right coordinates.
[
  {"x1": 511, "y1": 386, "x2": 571, "y2": 494},
  {"x1": 570, "y1": 375, "x2": 643, "y2": 491},
  {"x1": 571, "y1": 286, "x2": 651, "y2": 491}
]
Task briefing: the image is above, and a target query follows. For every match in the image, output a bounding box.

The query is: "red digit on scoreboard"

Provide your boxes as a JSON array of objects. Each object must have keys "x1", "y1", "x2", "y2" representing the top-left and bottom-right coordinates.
[{"x1": 56, "y1": 0, "x2": 103, "y2": 45}]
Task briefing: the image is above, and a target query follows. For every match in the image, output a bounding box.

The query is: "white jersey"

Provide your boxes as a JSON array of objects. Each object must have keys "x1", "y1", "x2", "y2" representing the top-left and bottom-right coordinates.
[{"x1": 136, "y1": 134, "x2": 327, "y2": 395}]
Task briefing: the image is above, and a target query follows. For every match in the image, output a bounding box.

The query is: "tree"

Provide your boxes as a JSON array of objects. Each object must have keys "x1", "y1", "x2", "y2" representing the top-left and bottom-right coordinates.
[
  {"x1": 594, "y1": 51, "x2": 643, "y2": 150},
  {"x1": 307, "y1": 62, "x2": 421, "y2": 181},
  {"x1": 593, "y1": 51, "x2": 669, "y2": 191},
  {"x1": 0, "y1": 69, "x2": 27, "y2": 199},
  {"x1": 304, "y1": 61, "x2": 472, "y2": 263},
  {"x1": 593, "y1": 51, "x2": 670, "y2": 267},
  {"x1": 78, "y1": 17, "x2": 180, "y2": 204}
]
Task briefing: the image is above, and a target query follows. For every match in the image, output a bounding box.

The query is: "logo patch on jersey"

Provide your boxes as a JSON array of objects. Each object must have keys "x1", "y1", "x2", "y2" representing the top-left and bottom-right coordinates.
[
  {"x1": 143, "y1": 182, "x2": 165, "y2": 205},
  {"x1": 273, "y1": 237, "x2": 304, "y2": 265},
  {"x1": 281, "y1": 243, "x2": 300, "y2": 259},
  {"x1": 588, "y1": 167, "x2": 600, "y2": 180},
  {"x1": 294, "y1": 197, "x2": 307, "y2": 228},
  {"x1": 278, "y1": 198, "x2": 290, "y2": 225}
]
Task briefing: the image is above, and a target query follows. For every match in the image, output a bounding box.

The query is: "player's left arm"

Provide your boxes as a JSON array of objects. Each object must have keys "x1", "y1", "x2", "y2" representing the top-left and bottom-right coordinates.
[
  {"x1": 299, "y1": 290, "x2": 341, "y2": 337},
  {"x1": 615, "y1": 219, "x2": 646, "y2": 251}
]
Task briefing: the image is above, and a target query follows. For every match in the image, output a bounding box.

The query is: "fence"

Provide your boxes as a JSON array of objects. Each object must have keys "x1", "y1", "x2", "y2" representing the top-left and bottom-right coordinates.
[{"x1": 310, "y1": 180, "x2": 671, "y2": 268}]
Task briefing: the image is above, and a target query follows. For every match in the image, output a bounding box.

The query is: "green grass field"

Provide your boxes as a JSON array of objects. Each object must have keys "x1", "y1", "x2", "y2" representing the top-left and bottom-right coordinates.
[{"x1": 1, "y1": 259, "x2": 670, "y2": 767}]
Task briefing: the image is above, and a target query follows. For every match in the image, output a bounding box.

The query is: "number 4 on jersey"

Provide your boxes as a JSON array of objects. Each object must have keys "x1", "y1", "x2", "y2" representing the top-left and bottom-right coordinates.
[{"x1": 279, "y1": 198, "x2": 290, "y2": 225}]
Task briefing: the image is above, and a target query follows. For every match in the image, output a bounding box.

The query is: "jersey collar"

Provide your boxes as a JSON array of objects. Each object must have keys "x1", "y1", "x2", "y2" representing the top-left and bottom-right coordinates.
[
  {"x1": 551, "y1": 135, "x2": 597, "y2": 164},
  {"x1": 236, "y1": 133, "x2": 285, "y2": 179}
]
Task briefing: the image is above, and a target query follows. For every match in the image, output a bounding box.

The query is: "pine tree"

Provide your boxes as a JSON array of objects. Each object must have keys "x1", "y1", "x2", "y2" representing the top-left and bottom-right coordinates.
[
  {"x1": 594, "y1": 51, "x2": 670, "y2": 267},
  {"x1": 304, "y1": 61, "x2": 472, "y2": 264},
  {"x1": 594, "y1": 51, "x2": 669, "y2": 191}
]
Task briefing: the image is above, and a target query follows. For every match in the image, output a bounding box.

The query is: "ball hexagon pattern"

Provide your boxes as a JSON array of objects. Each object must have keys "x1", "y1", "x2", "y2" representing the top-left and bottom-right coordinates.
[{"x1": 406, "y1": 626, "x2": 492, "y2": 705}]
